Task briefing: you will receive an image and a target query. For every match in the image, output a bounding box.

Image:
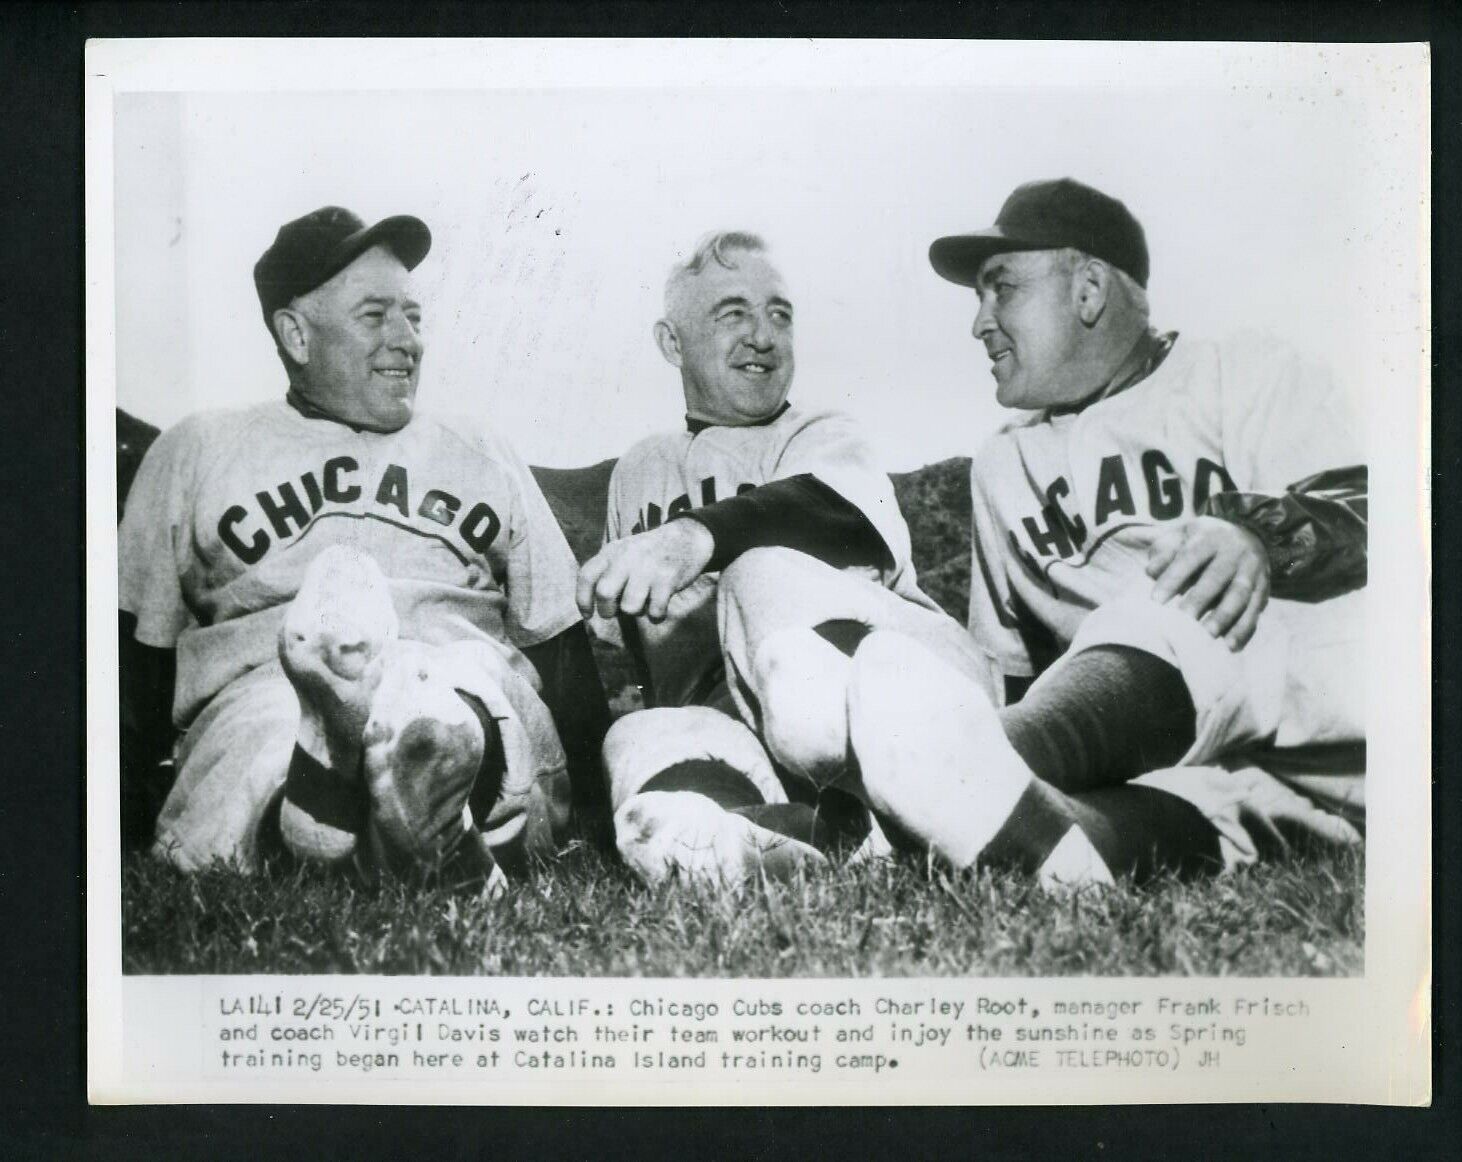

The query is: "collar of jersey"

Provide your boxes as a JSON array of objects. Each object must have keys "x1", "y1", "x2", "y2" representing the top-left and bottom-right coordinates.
[
  {"x1": 286, "y1": 387, "x2": 400, "y2": 435},
  {"x1": 686, "y1": 401, "x2": 791, "y2": 435},
  {"x1": 1044, "y1": 330, "x2": 1178, "y2": 420}
]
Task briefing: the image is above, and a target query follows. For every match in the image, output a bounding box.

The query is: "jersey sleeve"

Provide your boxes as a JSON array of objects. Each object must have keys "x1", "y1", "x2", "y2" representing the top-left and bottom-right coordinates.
[
  {"x1": 967, "y1": 445, "x2": 1035, "y2": 700},
  {"x1": 1218, "y1": 333, "x2": 1364, "y2": 493},
  {"x1": 495, "y1": 437, "x2": 584, "y2": 649},
  {"x1": 587, "y1": 461, "x2": 628, "y2": 647},
  {"x1": 117, "y1": 418, "x2": 203, "y2": 649},
  {"x1": 603, "y1": 459, "x2": 626, "y2": 544},
  {"x1": 770, "y1": 411, "x2": 916, "y2": 576}
]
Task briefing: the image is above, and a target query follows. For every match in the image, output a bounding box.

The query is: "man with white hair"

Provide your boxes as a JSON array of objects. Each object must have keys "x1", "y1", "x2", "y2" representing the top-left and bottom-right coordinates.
[{"x1": 580, "y1": 231, "x2": 983, "y2": 886}]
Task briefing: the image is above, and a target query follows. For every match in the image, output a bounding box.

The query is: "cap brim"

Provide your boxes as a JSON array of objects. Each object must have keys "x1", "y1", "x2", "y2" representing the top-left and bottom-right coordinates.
[
  {"x1": 928, "y1": 229, "x2": 1051, "y2": 288},
  {"x1": 331, "y1": 214, "x2": 433, "y2": 280}
]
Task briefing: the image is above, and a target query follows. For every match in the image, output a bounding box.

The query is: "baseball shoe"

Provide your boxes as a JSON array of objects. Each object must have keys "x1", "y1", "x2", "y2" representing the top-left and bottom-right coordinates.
[
  {"x1": 278, "y1": 545, "x2": 399, "y2": 864},
  {"x1": 847, "y1": 630, "x2": 1113, "y2": 888},
  {"x1": 360, "y1": 640, "x2": 488, "y2": 873},
  {"x1": 279, "y1": 544, "x2": 399, "y2": 765},
  {"x1": 615, "y1": 791, "x2": 828, "y2": 889}
]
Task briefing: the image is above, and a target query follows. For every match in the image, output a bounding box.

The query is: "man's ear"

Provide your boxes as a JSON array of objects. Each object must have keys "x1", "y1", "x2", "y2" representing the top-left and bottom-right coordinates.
[
  {"x1": 1073, "y1": 258, "x2": 1111, "y2": 327},
  {"x1": 653, "y1": 319, "x2": 683, "y2": 368},
  {"x1": 272, "y1": 307, "x2": 310, "y2": 367}
]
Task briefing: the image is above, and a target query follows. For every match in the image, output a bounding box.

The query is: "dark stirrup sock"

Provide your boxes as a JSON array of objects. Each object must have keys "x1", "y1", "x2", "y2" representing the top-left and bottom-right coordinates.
[
  {"x1": 978, "y1": 777, "x2": 1225, "y2": 884},
  {"x1": 283, "y1": 745, "x2": 368, "y2": 834},
  {"x1": 456, "y1": 689, "x2": 508, "y2": 828},
  {"x1": 999, "y1": 645, "x2": 1198, "y2": 794},
  {"x1": 643, "y1": 758, "x2": 769, "y2": 810},
  {"x1": 639, "y1": 758, "x2": 872, "y2": 856},
  {"x1": 448, "y1": 688, "x2": 520, "y2": 880},
  {"x1": 813, "y1": 618, "x2": 874, "y2": 658},
  {"x1": 277, "y1": 744, "x2": 369, "y2": 865}
]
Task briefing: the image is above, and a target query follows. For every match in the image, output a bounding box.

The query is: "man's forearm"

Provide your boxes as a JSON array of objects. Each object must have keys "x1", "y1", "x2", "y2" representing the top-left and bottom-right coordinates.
[
  {"x1": 1204, "y1": 465, "x2": 1367, "y2": 601},
  {"x1": 676, "y1": 473, "x2": 893, "y2": 573}
]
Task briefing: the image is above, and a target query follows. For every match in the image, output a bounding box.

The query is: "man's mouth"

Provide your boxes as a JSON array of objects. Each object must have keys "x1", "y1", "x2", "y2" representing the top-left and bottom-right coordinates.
[
  {"x1": 734, "y1": 361, "x2": 776, "y2": 376},
  {"x1": 375, "y1": 368, "x2": 413, "y2": 378}
]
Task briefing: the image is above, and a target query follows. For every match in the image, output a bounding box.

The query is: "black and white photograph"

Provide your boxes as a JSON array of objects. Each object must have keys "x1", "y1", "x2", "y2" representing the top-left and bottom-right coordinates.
[{"x1": 87, "y1": 39, "x2": 1429, "y2": 1105}]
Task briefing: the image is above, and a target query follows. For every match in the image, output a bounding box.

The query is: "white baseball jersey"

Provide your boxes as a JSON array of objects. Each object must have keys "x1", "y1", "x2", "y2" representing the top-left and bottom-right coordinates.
[
  {"x1": 968, "y1": 331, "x2": 1362, "y2": 685},
  {"x1": 119, "y1": 398, "x2": 581, "y2": 726},
  {"x1": 604, "y1": 405, "x2": 940, "y2": 707}
]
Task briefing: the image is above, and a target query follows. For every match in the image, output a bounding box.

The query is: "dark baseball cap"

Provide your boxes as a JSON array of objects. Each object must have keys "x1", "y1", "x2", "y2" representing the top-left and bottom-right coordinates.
[
  {"x1": 253, "y1": 205, "x2": 432, "y2": 326},
  {"x1": 929, "y1": 178, "x2": 1149, "y2": 289}
]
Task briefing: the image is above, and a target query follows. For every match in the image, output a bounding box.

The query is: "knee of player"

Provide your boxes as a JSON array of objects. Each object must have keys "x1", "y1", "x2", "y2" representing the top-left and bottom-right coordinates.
[
  {"x1": 1080, "y1": 591, "x2": 1176, "y2": 641},
  {"x1": 748, "y1": 624, "x2": 852, "y2": 702},
  {"x1": 718, "y1": 546, "x2": 809, "y2": 604},
  {"x1": 751, "y1": 631, "x2": 853, "y2": 783}
]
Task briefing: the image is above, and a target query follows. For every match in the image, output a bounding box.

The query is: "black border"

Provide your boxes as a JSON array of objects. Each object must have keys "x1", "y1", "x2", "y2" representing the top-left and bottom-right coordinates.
[{"x1": 5, "y1": 1, "x2": 1454, "y2": 1156}]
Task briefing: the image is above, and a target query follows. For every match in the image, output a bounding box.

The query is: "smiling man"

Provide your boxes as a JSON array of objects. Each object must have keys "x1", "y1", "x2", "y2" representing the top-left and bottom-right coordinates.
[
  {"x1": 579, "y1": 231, "x2": 984, "y2": 886},
  {"x1": 119, "y1": 206, "x2": 610, "y2": 880},
  {"x1": 693, "y1": 182, "x2": 1369, "y2": 892}
]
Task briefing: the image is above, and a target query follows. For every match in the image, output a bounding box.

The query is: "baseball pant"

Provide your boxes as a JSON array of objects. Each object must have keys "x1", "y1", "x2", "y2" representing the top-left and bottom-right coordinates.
[
  {"x1": 718, "y1": 547, "x2": 1362, "y2": 882},
  {"x1": 1062, "y1": 588, "x2": 1366, "y2": 820},
  {"x1": 152, "y1": 643, "x2": 571, "y2": 876}
]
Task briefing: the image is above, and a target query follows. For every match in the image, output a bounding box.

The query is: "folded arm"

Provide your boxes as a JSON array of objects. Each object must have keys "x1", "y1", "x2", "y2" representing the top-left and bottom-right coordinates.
[{"x1": 579, "y1": 473, "x2": 891, "y2": 621}]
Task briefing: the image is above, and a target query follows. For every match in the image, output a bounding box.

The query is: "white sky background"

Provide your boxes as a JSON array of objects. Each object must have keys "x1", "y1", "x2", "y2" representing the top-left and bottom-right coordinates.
[{"x1": 111, "y1": 46, "x2": 1423, "y2": 470}]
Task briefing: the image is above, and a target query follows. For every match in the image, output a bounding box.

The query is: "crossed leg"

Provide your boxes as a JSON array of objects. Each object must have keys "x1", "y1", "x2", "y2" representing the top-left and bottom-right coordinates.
[
  {"x1": 722, "y1": 549, "x2": 1360, "y2": 889},
  {"x1": 274, "y1": 545, "x2": 506, "y2": 886}
]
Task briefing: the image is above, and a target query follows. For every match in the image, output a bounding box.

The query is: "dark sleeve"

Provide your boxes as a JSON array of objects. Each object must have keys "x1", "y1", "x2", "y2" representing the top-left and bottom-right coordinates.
[
  {"x1": 675, "y1": 473, "x2": 893, "y2": 574},
  {"x1": 119, "y1": 611, "x2": 179, "y2": 849},
  {"x1": 520, "y1": 621, "x2": 614, "y2": 850},
  {"x1": 1203, "y1": 465, "x2": 1367, "y2": 601}
]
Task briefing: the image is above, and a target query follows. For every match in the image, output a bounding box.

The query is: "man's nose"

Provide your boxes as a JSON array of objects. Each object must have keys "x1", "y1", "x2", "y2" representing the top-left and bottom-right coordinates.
[
  {"x1": 386, "y1": 310, "x2": 423, "y2": 355},
  {"x1": 972, "y1": 296, "x2": 996, "y2": 340},
  {"x1": 746, "y1": 309, "x2": 776, "y2": 349}
]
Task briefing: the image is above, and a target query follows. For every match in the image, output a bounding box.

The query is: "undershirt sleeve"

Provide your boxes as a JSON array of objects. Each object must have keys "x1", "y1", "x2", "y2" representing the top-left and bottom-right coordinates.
[
  {"x1": 674, "y1": 473, "x2": 893, "y2": 574},
  {"x1": 1202, "y1": 465, "x2": 1367, "y2": 601}
]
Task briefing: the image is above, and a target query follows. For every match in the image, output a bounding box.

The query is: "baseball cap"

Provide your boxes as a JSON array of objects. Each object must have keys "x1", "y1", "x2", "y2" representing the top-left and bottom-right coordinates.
[
  {"x1": 928, "y1": 178, "x2": 1149, "y2": 289},
  {"x1": 253, "y1": 205, "x2": 432, "y2": 326}
]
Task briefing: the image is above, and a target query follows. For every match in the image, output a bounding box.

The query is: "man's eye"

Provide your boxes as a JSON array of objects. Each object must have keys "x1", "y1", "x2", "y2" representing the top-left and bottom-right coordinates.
[
  {"x1": 718, "y1": 309, "x2": 745, "y2": 323},
  {"x1": 361, "y1": 309, "x2": 384, "y2": 321},
  {"x1": 771, "y1": 310, "x2": 792, "y2": 325}
]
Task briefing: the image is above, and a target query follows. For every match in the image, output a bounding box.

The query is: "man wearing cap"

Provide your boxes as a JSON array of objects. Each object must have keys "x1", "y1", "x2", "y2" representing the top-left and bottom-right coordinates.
[
  {"x1": 119, "y1": 206, "x2": 610, "y2": 880},
  {"x1": 718, "y1": 181, "x2": 1368, "y2": 888}
]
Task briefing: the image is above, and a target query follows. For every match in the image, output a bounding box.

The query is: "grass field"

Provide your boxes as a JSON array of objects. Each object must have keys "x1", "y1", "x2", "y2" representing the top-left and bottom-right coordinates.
[{"x1": 121, "y1": 842, "x2": 1363, "y2": 977}]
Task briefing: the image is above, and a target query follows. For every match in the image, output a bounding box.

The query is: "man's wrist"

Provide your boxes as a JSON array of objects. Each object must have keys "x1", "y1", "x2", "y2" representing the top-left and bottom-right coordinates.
[{"x1": 670, "y1": 511, "x2": 717, "y2": 564}]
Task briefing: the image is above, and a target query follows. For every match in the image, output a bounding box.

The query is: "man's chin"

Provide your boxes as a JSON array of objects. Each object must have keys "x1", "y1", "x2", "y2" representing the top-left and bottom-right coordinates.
[
  {"x1": 993, "y1": 380, "x2": 1022, "y2": 409},
  {"x1": 365, "y1": 400, "x2": 416, "y2": 433}
]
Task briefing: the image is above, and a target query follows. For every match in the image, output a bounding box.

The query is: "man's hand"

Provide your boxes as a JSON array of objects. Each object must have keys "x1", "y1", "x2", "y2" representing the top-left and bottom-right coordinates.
[
  {"x1": 1145, "y1": 516, "x2": 1270, "y2": 650},
  {"x1": 577, "y1": 519, "x2": 716, "y2": 622}
]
